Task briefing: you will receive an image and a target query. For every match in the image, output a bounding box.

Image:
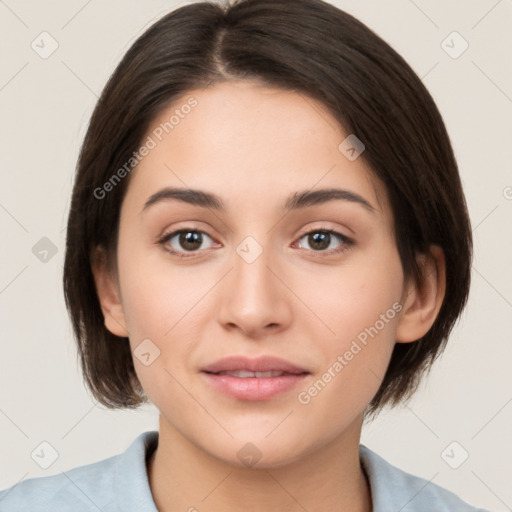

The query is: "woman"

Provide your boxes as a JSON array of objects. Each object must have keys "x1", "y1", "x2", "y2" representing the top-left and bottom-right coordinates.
[{"x1": 0, "y1": 0, "x2": 489, "y2": 510}]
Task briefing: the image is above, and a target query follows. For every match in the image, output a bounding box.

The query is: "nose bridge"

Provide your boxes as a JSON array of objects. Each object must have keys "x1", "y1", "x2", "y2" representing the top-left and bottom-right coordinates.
[{"x1": 232, "y1": 233, "x2": 277, "y2": 301}]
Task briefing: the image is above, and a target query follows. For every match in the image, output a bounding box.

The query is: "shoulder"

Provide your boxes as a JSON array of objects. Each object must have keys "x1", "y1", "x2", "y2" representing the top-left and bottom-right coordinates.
[
  {"x1": 359, "y1": 445, "x2": 493, "y2": 512},
  {"x1": 0, "y1": 430, "x2": 159, "y2": 512},
  {"x1": 0, "y1": 453, "x2": 119, "y2": 512}
]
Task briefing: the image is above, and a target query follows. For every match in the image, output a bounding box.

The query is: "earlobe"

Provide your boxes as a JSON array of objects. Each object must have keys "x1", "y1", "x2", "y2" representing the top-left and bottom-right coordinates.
[
  {"x1": 395, "y1": 245, "x2": 446, "y2": 343},
  {"x1": 91, "y1": 247, "x2": 129, "y2": 338}
]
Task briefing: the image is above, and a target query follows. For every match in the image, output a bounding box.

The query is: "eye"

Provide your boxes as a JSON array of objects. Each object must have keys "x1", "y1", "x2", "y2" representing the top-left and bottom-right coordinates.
[
  {"x1": 159, "y1": 229, "x2": 216, "y2": 258},
  {"x1": 158, "y1": 227, "x2": 354, "y2": 259},
  {"x1": 294, "y1": 228, "x2": 353, "y2": 255}
]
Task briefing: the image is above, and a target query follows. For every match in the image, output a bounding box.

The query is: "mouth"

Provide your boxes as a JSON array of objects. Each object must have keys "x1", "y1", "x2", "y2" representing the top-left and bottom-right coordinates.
[{"x1": 200, "y1": 355, "x2": 310, "y2": 401}]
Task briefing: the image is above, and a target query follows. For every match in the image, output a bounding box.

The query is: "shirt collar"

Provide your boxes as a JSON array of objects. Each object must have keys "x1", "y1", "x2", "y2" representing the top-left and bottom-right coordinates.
[{"x1": 115, "y1": 430, "x2": 159, "y2": 511}]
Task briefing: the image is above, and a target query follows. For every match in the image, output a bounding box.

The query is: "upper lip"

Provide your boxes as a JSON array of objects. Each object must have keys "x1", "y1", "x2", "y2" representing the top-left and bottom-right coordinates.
[{"x1": 201, "y1": 356, "x2": 309, "y2": 374}]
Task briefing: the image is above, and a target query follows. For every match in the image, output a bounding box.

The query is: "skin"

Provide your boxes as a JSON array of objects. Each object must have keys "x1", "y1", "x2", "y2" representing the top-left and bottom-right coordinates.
[{"x1": 93, "y1": 80, "x2": 446, "y2": 512}]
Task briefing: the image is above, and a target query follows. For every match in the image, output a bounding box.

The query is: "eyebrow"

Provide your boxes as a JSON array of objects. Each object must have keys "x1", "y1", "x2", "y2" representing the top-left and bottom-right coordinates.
[{"x1": 141, "y1": 187, "x2": 376, "y2": 214}]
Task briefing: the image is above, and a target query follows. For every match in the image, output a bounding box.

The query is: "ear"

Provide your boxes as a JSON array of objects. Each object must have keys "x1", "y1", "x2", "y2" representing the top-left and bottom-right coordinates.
[
  {"x1": 91, "y1": 246, "x2": 129, "y2": 338},
  {"x1": 395, "y1": 245, "x2": 446, "y2": 343}
]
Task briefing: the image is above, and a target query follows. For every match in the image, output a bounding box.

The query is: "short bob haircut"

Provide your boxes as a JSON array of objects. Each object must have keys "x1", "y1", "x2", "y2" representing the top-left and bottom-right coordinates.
[{"x1": 63, "y1": 0, "x2": 472, "y2": 417}]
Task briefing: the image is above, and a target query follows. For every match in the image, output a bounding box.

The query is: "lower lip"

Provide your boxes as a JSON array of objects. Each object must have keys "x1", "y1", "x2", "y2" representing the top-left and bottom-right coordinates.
[{"x1": 201, "y1": 372, "x2": 309, "y2": 401}]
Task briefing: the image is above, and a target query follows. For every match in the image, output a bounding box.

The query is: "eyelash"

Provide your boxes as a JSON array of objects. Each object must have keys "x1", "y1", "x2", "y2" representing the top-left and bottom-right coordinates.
[{"x1": 157, "y1": 227, "x2": 354, "y2": 259}]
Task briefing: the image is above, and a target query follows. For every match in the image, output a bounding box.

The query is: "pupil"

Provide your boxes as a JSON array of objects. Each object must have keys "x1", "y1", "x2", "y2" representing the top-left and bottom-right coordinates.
[
  {"x1": 180, "y1": 231, "x2": 202, "y2": 251},
  {"x1": 310, "y1": 232, "x2": 329, "y2": 250}
]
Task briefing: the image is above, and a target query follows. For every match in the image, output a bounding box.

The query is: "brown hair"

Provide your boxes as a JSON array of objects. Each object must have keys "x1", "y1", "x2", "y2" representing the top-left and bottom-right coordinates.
[{"x1": 63, "y1": 0, "x2": 472, "y2": 416}]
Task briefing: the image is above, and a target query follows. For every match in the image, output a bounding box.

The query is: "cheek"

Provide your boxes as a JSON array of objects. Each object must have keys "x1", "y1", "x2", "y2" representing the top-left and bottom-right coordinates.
[
  {"x1": 292, "y1": 250, "x2": 404, "y2": 347},
  {"x1": 292, "y1": 249, "x2": 403, "y2": 412},
  {"x1": 115, "y1": 244, "x2": 210, "y2": 398},
  {"x1": 115, "y1": 239, "x2": 200, "y2": 339},
  {"x1": 294, "y1": 304, "x2": 400, "y2": 444}
]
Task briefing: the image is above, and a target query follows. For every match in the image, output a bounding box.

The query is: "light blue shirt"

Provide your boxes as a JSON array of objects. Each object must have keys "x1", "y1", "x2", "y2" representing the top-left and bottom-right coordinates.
[{"x1": 0, "y1": 430, "x2": 491, "y2": 511}]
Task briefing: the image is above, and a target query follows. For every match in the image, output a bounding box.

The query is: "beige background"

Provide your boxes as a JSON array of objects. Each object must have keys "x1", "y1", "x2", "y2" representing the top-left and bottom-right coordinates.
[{"x1": 0, "y1": 0, "x2": 511, "y2": 510}]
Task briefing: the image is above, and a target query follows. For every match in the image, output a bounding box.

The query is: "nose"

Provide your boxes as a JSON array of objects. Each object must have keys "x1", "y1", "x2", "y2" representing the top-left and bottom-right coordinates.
[{"x1": 216, "y1": 238, "x2": 292, "y2": 338}]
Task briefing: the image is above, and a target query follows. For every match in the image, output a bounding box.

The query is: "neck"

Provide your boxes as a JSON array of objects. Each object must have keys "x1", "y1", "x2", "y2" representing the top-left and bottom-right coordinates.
[{"x1": 147, "y1": 415, "x2": 372, "y2": 512}]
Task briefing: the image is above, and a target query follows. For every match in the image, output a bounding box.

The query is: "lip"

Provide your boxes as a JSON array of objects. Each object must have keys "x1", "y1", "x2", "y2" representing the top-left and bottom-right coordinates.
[
  {"x1": 201, "y1": 355, "x2": 310, "y2": 401},
  {"x1": 201, "y1": 355, "x2": 309, "y2": 374}
]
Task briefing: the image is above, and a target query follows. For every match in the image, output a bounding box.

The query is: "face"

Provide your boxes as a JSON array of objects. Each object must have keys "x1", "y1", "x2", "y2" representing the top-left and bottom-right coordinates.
[{"x1": 97, "y1": 80, "x2": 426, "y2": 468}]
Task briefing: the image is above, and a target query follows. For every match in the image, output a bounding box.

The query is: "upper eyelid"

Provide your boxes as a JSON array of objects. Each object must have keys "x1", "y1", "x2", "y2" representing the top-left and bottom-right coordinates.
[
  {"x1": 160, "y1": 224, "x2": 353, "y2": 239},
  {"x1": 295, "y1": 226, "x2": 352, "y2": 240}
]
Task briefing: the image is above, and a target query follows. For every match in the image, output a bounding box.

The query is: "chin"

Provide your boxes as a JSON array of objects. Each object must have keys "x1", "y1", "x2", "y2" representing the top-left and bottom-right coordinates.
[{"x1": 203, "y1": 431, "x2": 310, "y2": 470}]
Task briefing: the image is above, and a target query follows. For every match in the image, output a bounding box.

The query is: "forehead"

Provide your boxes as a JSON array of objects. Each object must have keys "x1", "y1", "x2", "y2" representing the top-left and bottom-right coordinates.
[{"x1": 123, "y1": 80, "x2": 388, "y2": 217}]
